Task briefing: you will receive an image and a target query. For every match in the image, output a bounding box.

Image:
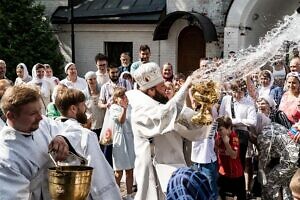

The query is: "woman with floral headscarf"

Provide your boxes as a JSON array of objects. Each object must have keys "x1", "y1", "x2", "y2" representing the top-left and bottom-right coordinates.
[
  {"x1": 14, "y1": 63, "x2": 32, "y2": 85},
  {"x1": 279, "y1": 72, "x2": 300, "y2": 124}
]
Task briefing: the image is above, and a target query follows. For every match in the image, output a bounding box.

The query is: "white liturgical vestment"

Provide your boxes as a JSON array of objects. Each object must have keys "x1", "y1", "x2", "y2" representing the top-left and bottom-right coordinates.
[
  {"x1": 0, "y1": 117, "x2": 64, "y2": 200},
  {"x1": 60, "y1": 119, "x2": 122, "y2": 200},
  {"x1": 126, "y1": 80, "x2": 212, "y2": 200}
]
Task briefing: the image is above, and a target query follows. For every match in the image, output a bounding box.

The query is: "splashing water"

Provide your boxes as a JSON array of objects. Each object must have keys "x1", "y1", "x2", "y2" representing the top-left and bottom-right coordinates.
[{"x1": 191, "y1": 11, "x2": 300, "y2": 84}]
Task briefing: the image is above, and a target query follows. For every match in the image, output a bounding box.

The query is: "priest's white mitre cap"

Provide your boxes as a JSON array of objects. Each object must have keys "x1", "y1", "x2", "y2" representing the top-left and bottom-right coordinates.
[{"x1": 133, "y1": 62, "x2": 164, "y2": 90}]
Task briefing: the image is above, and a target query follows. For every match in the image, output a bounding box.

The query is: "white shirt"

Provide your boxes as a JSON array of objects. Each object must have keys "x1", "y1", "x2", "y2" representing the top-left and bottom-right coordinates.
[
  {"x1": 219, "y1": 95, "x2": 257, "y2": 131},
  {"x1": 96, "y1": 70, "x2": 110, "y2": 87},
  {"x1": 191, "y1": 121, "x2": 217, "y2": 164},
  {"x1": 60, "y1": 76, "x2": 87, "y2": 91}
]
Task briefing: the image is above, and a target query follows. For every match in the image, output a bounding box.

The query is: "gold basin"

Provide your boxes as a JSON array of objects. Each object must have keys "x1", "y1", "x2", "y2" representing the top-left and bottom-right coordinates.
[{"x1": 48, "y1": 166, "x2": 93, "y2": 200}]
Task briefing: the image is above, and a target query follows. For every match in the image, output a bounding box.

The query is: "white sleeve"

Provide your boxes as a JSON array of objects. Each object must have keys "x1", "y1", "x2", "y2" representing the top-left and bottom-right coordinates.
[
  {"x1": 0, "y1": 164, "x2": 30, "y2": 200},
  {"x1": 131, "y1": 80, "x2": 191, "y2": 138},
  {"x1": 240, "y1": 105, "x2": 257, "y2": 127}
]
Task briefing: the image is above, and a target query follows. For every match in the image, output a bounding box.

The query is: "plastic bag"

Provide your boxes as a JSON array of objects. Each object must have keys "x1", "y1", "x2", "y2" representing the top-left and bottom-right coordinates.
[{"x1": 99, "y1": 110, "x2": 114, "y2": 145}]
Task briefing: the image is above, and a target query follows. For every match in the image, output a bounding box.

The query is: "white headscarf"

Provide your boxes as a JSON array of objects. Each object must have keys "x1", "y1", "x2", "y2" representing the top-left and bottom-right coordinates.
[
  {"x1": 84, "y1": 71, "x2": 100, "y2": 97},
  {"x1": 120, "y1": 71, "x2": 131, "y2": 80},
  {"x1": 284, "y1": 71, "x2": 300, "y2": 91},
  {"x1": 17, "y1": 63, "x2": 31, "y2": 81},
  {"x1": 84, "y1": 71, "x2": 97, "y2": 80},
  {"x1": 31, "y1": 63, "x2": 45, "y2": 84},
  {"x1": 258, "y1": 94, "x2": 277, "y2": 110},
  {"x1": 258, "y1": 70, "x2": 274, "y2": 97},
  {"x1": 64, "y1": 62, "x2": 75, "y2": 73}
]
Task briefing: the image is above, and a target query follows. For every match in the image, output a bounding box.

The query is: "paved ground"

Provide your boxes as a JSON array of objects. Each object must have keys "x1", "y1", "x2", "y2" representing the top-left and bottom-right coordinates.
[{"x1": 120, "y1": 181, "x2": 136, "y2": 199}]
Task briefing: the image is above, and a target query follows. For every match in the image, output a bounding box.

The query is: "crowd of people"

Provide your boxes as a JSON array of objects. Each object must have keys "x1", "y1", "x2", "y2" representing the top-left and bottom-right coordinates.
[{"x1": 0, "y1": 44, "x2": 300, "y2": 200}]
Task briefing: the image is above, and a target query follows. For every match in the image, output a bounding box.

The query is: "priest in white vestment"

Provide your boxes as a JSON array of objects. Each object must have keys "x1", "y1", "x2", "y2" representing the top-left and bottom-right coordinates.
[
  {"x1": 127, "y1": 62, "x2": 212, "y2": 200},
  {"x1": 55, "y1": 87, "x2": 122, "y2": 200}
]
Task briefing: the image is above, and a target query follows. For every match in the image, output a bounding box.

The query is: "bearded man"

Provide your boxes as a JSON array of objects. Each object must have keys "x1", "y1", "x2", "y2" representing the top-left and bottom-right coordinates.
[
  {"x1": 127, "y1": 62, "x2": 213, "y2": 200},
  {"x1": 55, "y1": 88, "x2": 122, "y2": 200}
]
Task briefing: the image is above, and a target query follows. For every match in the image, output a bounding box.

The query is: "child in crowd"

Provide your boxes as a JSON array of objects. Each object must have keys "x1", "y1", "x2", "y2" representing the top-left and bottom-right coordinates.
[
  {"x1": 164, "y1": 81, "x2": 176, "y2": 100},
  {"x1": 290, "y1": 169, "x2": 300, "y2": 200},
  {"x1": 173, "y1": 73, "x2": 186, "y2": 92},
  {"x1": 46, "y1": 83, "x2": 67, "y2": 120},
  {"x1": 110, "y1": 86, "x2": 135, "y2": 200},
  {"x1": 216, "y1": 116, "x2": 246, "y2": 200},
  {"x1": 120, "y1": 71, "x2": 134, "y2": 87}
]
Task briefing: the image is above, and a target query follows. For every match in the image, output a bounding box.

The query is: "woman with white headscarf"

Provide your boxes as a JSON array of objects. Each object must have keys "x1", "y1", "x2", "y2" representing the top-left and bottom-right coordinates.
[
  {"x1": 14, "y1": 63, "x2": 32, "y2": 85},
  {"x1": 83, "y1": 71, "x2": 105, "y2": 137},
  {"x1": 27, "y1": 63, "x2": 52, "y2": 115},
  {"x1": 256, "y1": 94, "x2": 292, "y2": 134},
  {"x1": 257, "y1": 70, "x2": 283, "y2": 105},
  {"x1": 247, "y1": 70, "x2": 283, "y2": 106},
  {"x1": 60, "y1": 62, "x2": 87, "y2": 91},
  {"x1": 120, "y1": 71, "x2": 133, "y2": 88}
]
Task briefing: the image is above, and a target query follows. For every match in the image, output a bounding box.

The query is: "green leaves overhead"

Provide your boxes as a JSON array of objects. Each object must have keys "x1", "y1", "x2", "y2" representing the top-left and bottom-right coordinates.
[{"x1": 0, "y1": 0, "x2": 64, "y2": 80}]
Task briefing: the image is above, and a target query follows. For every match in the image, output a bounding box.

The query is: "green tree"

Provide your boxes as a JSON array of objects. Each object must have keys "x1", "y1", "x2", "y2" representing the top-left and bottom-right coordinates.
[{"x1": 0, "y1": 0, "x2": 64, "y2": 80}]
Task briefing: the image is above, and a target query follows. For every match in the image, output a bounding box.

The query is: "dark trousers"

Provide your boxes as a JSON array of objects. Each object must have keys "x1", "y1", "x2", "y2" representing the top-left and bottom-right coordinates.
[
  {"x1": 218, "y1": 175, "x2": 246, "y2": 200},
  {"x1": 100, "y1": 144, "x2": 113, "y2": 167},
  {"x1": 91, "y1": 128, "x2": 101, "y2": 139},
  {"x1": 235, "y1": 130, "x2": 249, "y2": 170}
]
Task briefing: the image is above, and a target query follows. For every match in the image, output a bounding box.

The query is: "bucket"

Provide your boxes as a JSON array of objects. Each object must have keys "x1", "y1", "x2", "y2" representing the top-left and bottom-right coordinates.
[{"x1": 48, "y1": 166, "x2": 93, "y2": 200}]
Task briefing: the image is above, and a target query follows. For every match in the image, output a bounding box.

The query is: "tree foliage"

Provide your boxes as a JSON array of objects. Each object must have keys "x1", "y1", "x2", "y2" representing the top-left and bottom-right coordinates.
[{"x1": 0, "y1": 0, "x2": 65, "y2": 80}]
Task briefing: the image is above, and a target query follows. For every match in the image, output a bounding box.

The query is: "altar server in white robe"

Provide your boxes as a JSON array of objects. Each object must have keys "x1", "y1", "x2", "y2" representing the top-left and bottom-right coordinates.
[
  {"x1": 0, "y1": 85, "x2": 69, "y2": 200},
  {"x1": 127, "y1": 62, "x2": 213, "y2": 200},
  {"x1": 55, "y1": 87, "x2": 122, "y2": 200}
]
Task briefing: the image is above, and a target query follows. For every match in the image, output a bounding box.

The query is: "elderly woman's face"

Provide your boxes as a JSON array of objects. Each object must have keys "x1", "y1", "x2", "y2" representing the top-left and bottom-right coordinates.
[
  {"x1": 286, "y1": 76, "x2": 300, "y2": 92},
  {"x1": 87, "y1": 77, "x2": 97, "y2": 87},
  {"x1": 256, "y1": 99, "x2": 270, "y2": 113}
]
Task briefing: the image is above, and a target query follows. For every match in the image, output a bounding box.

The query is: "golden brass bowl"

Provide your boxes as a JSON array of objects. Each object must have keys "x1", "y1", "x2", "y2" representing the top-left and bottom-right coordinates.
[
  {"x1": 191, "y1": 81, "x2": 219, "y2": 125},
  {"x1": 48, "y1": 166, "x2": 93, "y2": 200}
]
